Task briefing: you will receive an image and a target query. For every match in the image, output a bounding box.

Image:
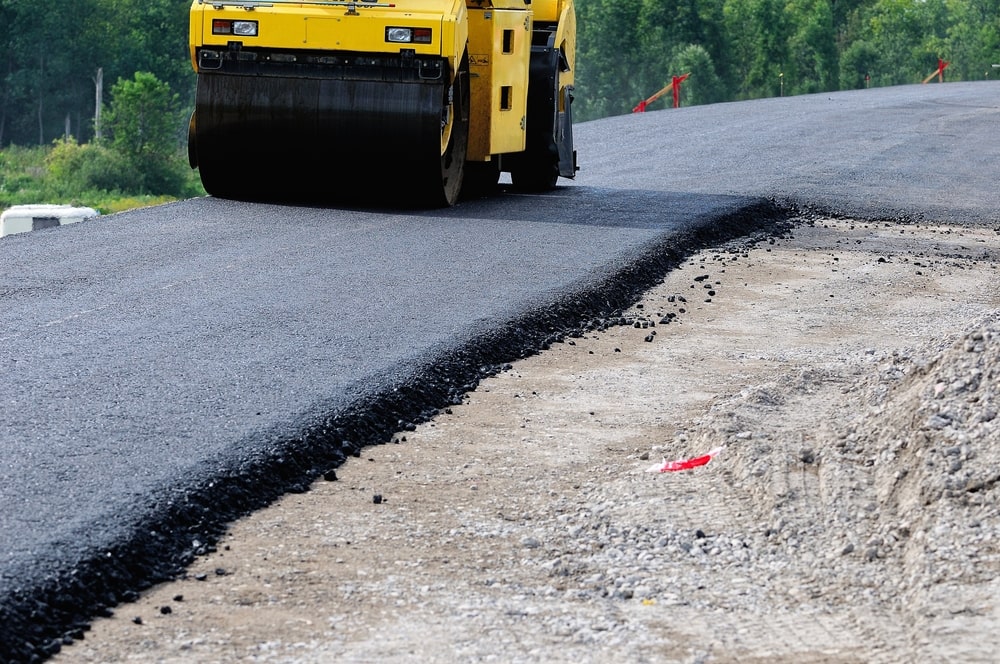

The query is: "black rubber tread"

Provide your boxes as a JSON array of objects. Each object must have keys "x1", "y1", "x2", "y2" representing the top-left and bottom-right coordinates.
[
  {"x1": 428, "y1": 53, "x2": 469, "y2": 208},
  {"x1": 187, "y1": 112, "x2": 198, "y2": 170},
  {"x1": 191, "y1": 59, "x2": 460, "y2": 206},
  {"x1": 510, "y1": 155, "x2": 559, "y2": 192},
  {"x1": 508, "y1": 44, "x2": 563, "y2": 192},
  {"x1": 460, "y1": 160, "x2": 501, "y2": 200}
]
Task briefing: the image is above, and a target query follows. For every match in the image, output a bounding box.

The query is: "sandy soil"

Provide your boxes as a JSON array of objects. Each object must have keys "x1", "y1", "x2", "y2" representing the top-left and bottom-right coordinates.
[{"x1": 57, "y1": 217, "x2": 1000, "y2": 663}]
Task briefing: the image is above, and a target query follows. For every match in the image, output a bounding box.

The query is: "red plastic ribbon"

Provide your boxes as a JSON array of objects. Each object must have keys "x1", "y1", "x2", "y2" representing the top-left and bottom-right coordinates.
[{"x1": 647, "y1": 447, "x2": 723, "y2": 472}]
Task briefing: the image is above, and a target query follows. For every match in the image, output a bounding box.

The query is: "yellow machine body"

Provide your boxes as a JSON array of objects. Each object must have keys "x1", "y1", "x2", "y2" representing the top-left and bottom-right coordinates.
[
  {"x1": 189, "y1": 0, "x2": 468, "y2": 70},
  {"x1": 188, "y1": 0, "x2": 576, "y2": 205},
  {"x1": 466, "y1": 6, "x2": 530, "y2": 159}
]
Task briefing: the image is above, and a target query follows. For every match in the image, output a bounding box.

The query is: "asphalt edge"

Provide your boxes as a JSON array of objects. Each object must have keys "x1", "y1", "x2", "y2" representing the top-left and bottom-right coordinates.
[{"x1": 0, "y1": 197, "x2": 792, "y2": 664}]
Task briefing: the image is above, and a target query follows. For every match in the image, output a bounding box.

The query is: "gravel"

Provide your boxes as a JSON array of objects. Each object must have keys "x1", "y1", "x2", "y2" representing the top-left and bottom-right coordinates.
[{"x1": 58, "y1": 217, "x2": 1000, "y2": 663}]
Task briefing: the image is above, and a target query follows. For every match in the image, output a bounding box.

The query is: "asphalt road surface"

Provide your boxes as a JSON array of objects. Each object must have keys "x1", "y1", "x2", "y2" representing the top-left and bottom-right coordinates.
[
  {"x1": 2, "y1": 81, "x2": 998, "y2": 661},
  {"x1": 576, "y1": 81, "x2": 1000, "y2": 225}
]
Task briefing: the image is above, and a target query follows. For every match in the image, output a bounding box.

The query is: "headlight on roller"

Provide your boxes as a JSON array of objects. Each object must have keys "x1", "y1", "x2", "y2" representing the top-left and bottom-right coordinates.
[
  {"x1": 212, "y1": 19, "x2": 258, "y2": 36},
  {"x1": 386, "y1": 27, "x2": 412, "y2": 43},
  {"x1": 385, "y1": 27, "x2": 432, "y2": 44},
  {"x1": 232, "y1": 20, "x2": 258, "y2": 36}
]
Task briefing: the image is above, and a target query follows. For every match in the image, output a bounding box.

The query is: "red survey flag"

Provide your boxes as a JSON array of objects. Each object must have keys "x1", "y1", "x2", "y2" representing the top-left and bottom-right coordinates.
[{"x1": 646, "y1": 447, "x2": 724, "y2": 472}]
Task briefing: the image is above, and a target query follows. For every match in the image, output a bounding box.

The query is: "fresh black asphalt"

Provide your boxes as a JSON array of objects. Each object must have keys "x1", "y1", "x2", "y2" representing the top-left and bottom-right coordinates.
[
  {"x1": 575, "y1": 82, "x2": 999, "y2": 225},
  {"x1": 1, "y1": 81, "x2": 997, "y2": 661}
]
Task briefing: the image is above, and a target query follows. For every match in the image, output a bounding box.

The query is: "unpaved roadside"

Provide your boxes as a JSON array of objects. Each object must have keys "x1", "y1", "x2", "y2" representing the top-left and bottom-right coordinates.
[{"x1": 58, "y1": 217, "x2": 1000, "y2": 663}]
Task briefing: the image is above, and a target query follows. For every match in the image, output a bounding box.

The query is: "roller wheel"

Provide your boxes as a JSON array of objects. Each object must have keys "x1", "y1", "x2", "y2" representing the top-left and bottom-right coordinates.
[
  {"x1": 461, "y1": 160, "x2": 501, "y2": 199},
  {"x1": 187, "y1": 111, "x2": 198, "y2": 170},
  {"x1": 190, "y1": 50, "x2": 471, "y2": 207},
  {"x1": 510, "y1": 153, "x2": 558, "y2": 192},
  {"x1": 509, "y1": 42, "x2": 574, "y2": 193},
  {"x1": 426, "y1": 54, "x2": 469, "y2": 207}
]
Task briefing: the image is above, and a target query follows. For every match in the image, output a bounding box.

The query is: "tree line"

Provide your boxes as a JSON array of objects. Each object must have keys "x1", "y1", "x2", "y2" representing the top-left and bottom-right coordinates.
[
  {"x1": 0, "y1": 0, "x2": 197, "y2": 203},
  {"x1": 1, "y1": 0, "x2": 192, "y2": 147},
  {"x1": 1, "y1": 0, "x2": 998, "y2": 166},
  {"x1": 575, "y1": 0, "x2": 1000, "y2": 120}
]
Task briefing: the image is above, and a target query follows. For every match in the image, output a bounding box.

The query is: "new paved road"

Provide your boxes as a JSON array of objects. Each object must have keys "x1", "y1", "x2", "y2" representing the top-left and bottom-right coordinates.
[
  {"x1": 576, "y1": 82, "x2": 1000, "y2": 225},
  {"x1": 2, "y1": 81, "x2": 998, "y2": 661}
]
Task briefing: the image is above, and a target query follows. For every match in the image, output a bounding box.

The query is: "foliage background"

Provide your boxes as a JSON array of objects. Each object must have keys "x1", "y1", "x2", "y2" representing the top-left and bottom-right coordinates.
[
  {"x1": 1, "y1": 0, "x2": 998, "y2": 208},
  {"x1": 0, "y1": 0, "x2": 198, "y2": 211},
  {"x1": 575, "y1": 0, "x2": 1000, "y2": 120}
]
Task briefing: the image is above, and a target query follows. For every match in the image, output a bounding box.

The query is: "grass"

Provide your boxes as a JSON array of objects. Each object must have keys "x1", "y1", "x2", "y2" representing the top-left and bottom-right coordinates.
[{"x1": 0, "y1": 143, "x2": 205, "y2": 215}]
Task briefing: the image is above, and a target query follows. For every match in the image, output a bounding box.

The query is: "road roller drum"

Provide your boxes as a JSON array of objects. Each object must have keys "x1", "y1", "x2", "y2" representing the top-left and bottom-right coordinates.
[{"x1": 188, "y1": 0, "x2": 575, "y2": 207}]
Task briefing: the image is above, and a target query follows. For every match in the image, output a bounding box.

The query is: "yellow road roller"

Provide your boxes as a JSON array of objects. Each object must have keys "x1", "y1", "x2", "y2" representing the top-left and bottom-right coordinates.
[{"x1": 188, "y1": 0, "x2": 577, "y2": 206}]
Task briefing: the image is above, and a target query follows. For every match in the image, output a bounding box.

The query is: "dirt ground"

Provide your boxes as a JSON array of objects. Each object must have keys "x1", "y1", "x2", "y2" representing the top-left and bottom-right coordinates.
[{"x1": 57, "y1": 217, "x2": 1000, "y2": 663}]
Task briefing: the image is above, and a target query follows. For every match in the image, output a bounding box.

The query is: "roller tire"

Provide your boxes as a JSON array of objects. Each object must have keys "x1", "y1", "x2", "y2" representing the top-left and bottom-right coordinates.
[
  {"x1": 510, "y1": 156, "x2": 559, "y2": 192},
  {"x1": 187, "y1": 112, "x2": 198, "y2": 170},
  {"x1": 461, "y1": 160, "x2": 501, "y2": 200},
  {"x1": 509, "y1": 44, "x2": 564, "y2": 193},
  {"x1": 190, "y1": 51, "x2": 470, "y2": 207},
  {"x1": 426, "y1": 53, "x2": 470, "y2": 208}
]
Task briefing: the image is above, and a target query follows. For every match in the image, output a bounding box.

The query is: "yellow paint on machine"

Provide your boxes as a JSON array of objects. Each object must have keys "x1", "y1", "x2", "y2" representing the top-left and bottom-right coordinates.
[
  {"x1": 554, "y1": 0, "x2": 576, "y2": 90},
  {"x1": 466, "y1": 7, "x2": 531, "y2": 160},
  {"x1": 529, "y1": 0, "x2": 565, "y2": 23},
  {"x1": 190, "y1": 0, "x2": 468, "y2": 71},
  {"x1": 303, "y1": 15, "x2": 440, "y2": 53}
]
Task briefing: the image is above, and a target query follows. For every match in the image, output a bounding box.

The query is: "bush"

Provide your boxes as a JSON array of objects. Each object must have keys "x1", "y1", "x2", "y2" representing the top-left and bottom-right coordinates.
[
  {"x1": 98, "y1": 72, "x2": 203, "y2": 198},
  {"x1": 1, "y1": 142, "x2": 203, "y2": 214},
  {"x1": 44, "y1": 139, "x2": 202, "y2": 201},
  {"x1": 46, "y1": 138, "x2": 142, "y2": 195},
  {"x1": 136, "y1": 153, "x2": 203, "y2": 198},
  {"x1": 0, "y1": 145, "x2": 50, "y2": 207}
]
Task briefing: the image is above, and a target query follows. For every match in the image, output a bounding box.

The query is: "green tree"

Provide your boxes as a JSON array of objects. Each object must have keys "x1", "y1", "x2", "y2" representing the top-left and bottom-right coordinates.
[
  {"x1": 0, "y1": 0, "x2": 14, "y2": 145},
  {"x1": 3, "y1": 0, "x2": 105, "y2": 145},
  {"x1": 97, "y1": 0, "x2": 196, "y2": 109},
  {"x1": 575, "y1": 0, "x2": 646, "y2": 119},
  {"x1": 636, "y1": 0, "x2": 729, "y2": 93},
  {"x1": 784, "y1": 0, "x2": 839, "y2": 94},
  {"x1": 575, "y1": 0, "x2": 731, "y2": 118},
  {"x1": 104, "y1": 71, "x2": 188, "y2": 195},
  {"x1": 106, "y1": 72, "x2": 179, "y2": 159},
  {"x1": 943, "y1": 0, "x2": 1000, "y2": 80},
  {"x1": 723, "y1": 0, "x2": 791, "y2": 98},
  {"x1": 858, "y1": 0, "x2": 950, "y2": 85},
  {"x1": 0, "y1": 0, "x2": 195, "y2": 147},
  {"x1": 840, "y1": 39, "x2": 880, "y2": 87},
  {"x1": 670, "y1": 44, "x2": 727, "y2": 105}
]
